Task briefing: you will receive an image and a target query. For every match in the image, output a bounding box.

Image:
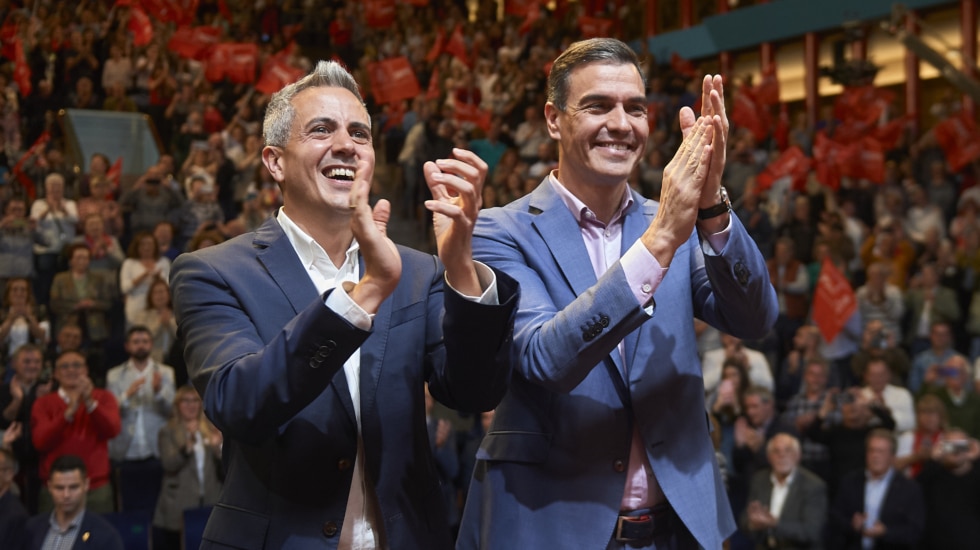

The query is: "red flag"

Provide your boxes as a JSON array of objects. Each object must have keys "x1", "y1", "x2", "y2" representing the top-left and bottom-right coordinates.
[
  {"x1": 453, "y1": 100, "x2": 492, "y2": 133},
  {"x1": 217, "y1": 0, "x2": 233, "y2": 21},
  {"x1": 934, "y1": 112, "x2": 980, "y2": 172},
  {"x1": 168, "y1": 26, "x2": 222, "y2": 60},
  {"x1": 756, "y1": 146, "x2": 811, "y2": 191},
  {"x1": 426, "y1": 29, "x2": 444, "y2": 63},
  {"x1": 811, "y1": 257, "x2": 857, "y2": 342},
  {"x1": 873, "y1": 115, "x2": 912, "y2": 150},
  {"x1": 172, "y1": 0, "x2": 199, "y2": 26},
  {"x1": 12, "y1": 37, "x2": 31, "y2": 97},
  {"x1": 256, "y1": 56, "x2": 306, "y2": 95},
  {"x1": 128, "y1": 6, "x2": 154, "y2": 47},
  {"x1": 753, "y1": 67, "x2": 780, "y2": 106},
  {"x1": 367, "y1": 57, "x2": 421, "y2": 104},
  {"x1": 577, "y1": 16, "x2": 612, "y2": 39},
  {"x1": 445, "y1": 25, "x2": 469, "y2": 66},
  {"x1": 365, "y1": 0, "x2": 397, "y2": 28},
  {"x1": 399, "y1": 0, "x2": 429, "y2": 5},
  {"x1": 426, "y1": 66, "x2": 441, "y2": 101},
  {"x1": 205, "y1": 43, "x2": 259, "y2": 84},
  {"x1": 812, "y1": 131, "x2": 843, "y2": 190},
  {"x1": 670, "y1": 52, "x2": 697, "y2": 78},
  {"x1": 834, "y1": 86, "x2": 894, "y2": 127},
  {"x1": 505, "y1": 0, "x2": 536, "y2": 16},
  {"x1": 11, "y1": 131, "x2": 51, "y2": 201},
  {"x1": 852, "y1": 137, "x2": 885, "y2": 183},
  {"x1": 107, "y1": 157, "x2": 123, "y2": 189},
  {"x1": 0, "y1": 15, "x2": 18, "y2": 60},
  {"x1": 518, "y1": 2, "x2": 541, "y2": 35},
  {"x1": 731, "y1": 86, "x2": 768, "y2": 142}
]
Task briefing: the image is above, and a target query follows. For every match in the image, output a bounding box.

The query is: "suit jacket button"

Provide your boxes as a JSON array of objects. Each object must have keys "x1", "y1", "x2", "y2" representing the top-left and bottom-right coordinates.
[
  {"x1": 613, "y1": 459, "x2": 626, "y2": 473},
  {"x1": 323, "y1": 521, "x2": 338, "y2": 537},
  {"x1": 337, "y1": 458, "x2": 352, "y2": 471}
]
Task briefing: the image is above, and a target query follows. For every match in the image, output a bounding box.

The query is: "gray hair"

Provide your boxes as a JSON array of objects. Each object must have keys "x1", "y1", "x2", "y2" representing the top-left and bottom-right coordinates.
[
  {"x1": 262, "y1": 60, "x2": 365, "y2": 148},
  {"x1": 546, "y1": 38, "x2": 645, "y2": 111}
]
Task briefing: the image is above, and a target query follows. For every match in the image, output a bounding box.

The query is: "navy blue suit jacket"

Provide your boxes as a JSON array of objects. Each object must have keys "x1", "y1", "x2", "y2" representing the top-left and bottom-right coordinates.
[
  {"x1": 170, "y1": 217, "x2": 517, "y2": 549},
  {"x1": 830, "y1": 469, "x2": 924, "y2": 550},
  {"x1": 21, "y1": 511, "x2": 123, "y2": 550}
]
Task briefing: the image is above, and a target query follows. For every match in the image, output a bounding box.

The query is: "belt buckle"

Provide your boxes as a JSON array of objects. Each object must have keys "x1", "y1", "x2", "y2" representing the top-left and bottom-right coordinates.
[{"x1": 615, "y1": 513, "x2": 654, "y2": 542}]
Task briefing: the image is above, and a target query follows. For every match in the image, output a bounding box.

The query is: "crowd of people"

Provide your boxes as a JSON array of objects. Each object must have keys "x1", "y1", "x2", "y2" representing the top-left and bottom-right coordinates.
[{"x1": 0, "y1": 0, "x2": 978, "y2": 549}]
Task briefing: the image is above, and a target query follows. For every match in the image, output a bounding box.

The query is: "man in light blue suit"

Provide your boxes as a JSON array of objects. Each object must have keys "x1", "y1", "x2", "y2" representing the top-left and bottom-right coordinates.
[
  {"x1": 171, "y1": 61, "x2": 518, "y2": 549},
  {"x1": 458, "y1": 38, "x2": 778, "y2": 550}
]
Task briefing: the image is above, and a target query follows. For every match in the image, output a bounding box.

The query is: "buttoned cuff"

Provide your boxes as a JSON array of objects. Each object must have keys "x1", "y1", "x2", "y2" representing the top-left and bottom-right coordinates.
[
  {"x1": 698, "y1": 215, "x2": 733, "y2": 256},
  {"x1": 325, "y1": 282, "x2": 373, "y2": 330},
  {"x1": 622, "y1": 241, "x2": 668, "y2": 311},
  {"x1": 445, "y1": 261, "x2": 499, "y2": 305}
]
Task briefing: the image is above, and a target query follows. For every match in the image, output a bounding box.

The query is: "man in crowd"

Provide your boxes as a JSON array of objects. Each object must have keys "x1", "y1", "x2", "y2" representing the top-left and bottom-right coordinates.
[
  {"x1": 459, "y1": 38, "x2": 778, "y2": 550},
  {"x1": 171, "y1": 60, "x2": 518, "y2": 548},
  {"x1": 0, "y1": 447, "x2": 28, "y2": 548},
  {"x1": 0, "y1": 344, "x2": 51, "y2": 513},
  {"x1": 740, "y1": 433, "x2": 827, "y2": 550},
  {"x1": 917, "y1": 428, "x2": 980, "y2": 550},
  {"x1": 31, "y1": 351, "x2": 120, "y2": 513},
  {"x1": 106, "y1": 326, "x2": 176, "y2": 511},
  {"x1": 21, "y1": 454, "x2": 123, "y2": 550},
  {"x1": 860, "y1": 358, "x2": 915, "y2": 436},
  {"x1": 780, "y1": 358, "x2": 832, "y2": 481}
]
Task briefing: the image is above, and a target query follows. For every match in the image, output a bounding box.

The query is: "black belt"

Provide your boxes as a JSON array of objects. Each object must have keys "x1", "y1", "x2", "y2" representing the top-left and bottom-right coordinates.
[{"x1": 615, "y1": 504, "x2": 676, "y2": 543}]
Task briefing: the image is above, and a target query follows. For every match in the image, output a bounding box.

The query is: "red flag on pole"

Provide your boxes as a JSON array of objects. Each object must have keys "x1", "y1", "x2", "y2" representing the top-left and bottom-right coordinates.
[
  {"x1": 753, "y1": 67, "x2": 780, "y2": 106},
  {"x1": 107, "y1": 157, "x2": 123, "y2": 190},
  {"x1": 756, "y1": 146, "x2": 811, "y2": 191},
  {"x1": 811, "y1": 257, "x2": 857, "y2": 342},
  {"x1": 934, "y1": 111, "x2": 980, "y2": 172},
  {"x1": 812, "y1": 131, "x2": 843, "y2": 190},
  {"x1": 731, "y1": 86, "x2": 769, "y2": 142},
  {"x1": 518, "y1": 2, "x2": 541, "y2": 35},
  {"x1": 12, "y1": 37, "x2": 31, "y2": 97},
  {"x1": 445, "y1": 25, "x2": 469, "y2": 66},
  {"x1": 426, "y1": 66, "x2": 441, "y2": 101},
  {"x1": 11, "y1": 131, "x2": 51, "y2": 201},
  {"x1": 367, "y1": 57, "x2": 421, "y2": 105},
  {"x1": 426, "y1": 29, "x2": 444, "y2": 62},
  {"x1": 168, "y1": 26, "x2": 222, "y2": 60},
  {"x1": 128, "y1": 6, "x2": 154, "y2": 47},
  {"x1": 256, "y1": 56, "x2": 306, "y2": 95}
]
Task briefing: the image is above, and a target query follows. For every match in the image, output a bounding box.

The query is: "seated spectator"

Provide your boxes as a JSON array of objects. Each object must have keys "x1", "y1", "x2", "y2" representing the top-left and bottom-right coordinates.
[
  {"x1": 0, "y1": 446, "x2": 27, "y2": 548},
  {"x1": 119, "y1": 232, "x2": 171, "y2": 328},
  {"x1": 73, "y1": 214, "x2": 124, "y2": 274},
  {"x1": 780, "y1": 357, "x2": 833, "y2": 481},
  {"x1": 855, "y1": 262, "x2": 905, "y2": 344},
  {"x1": 0, "y1": 344, "x2": 50, "y2": 514},
  {"x1": 829, "y1": 429, "x2": 924, "y2": 550},
  {"x1": 22, "y1": 454, "x2": 123, "y2": 550},
  {"x1": 860, "y1": 358, "x2": 915, "y2": 436},
  {"x1": 703, "y1": 333, "x2": 774, "y2": 397},
  {"x1": 152, "y1": 386, "x2": 222, "y2": 550},
  {"x1": 740, "y1": 433, "x2": 827, "y2": 550},
  {"x1": 850, "y1": 319, "x2": 910, "y2": 386},
  {"x1": 895, "y1": 394, "x2": 946, "y2": 478},
  {"x1": 917, "y1": 429, "x2": 980, "y2": 550},
  {"x1": 131, "y1": 278, "x2": 178, "y2": 365},
  {"x1": 909, "y1": 321, "x2": 959, "y2": 394},
  {"x1": 0, "y1": 197, "x2": 38, "y2": 289},
  {"x1": 0, "y1": 279, "x2": 49, "y2": 369},
  {"x1": 31, "y1": 351, "x2": 120, "y2": 514},
  {"x1": 903, "y1": 264, "x2": 961, "y2": 356},
  {"x1": 918, "y1": 354, "x2": 980, "y2": 439}
]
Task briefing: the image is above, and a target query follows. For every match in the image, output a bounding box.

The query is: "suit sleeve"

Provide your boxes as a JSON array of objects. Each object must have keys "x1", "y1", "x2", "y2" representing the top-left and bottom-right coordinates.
[
  {"x1": 878, "y1": 477, "x2": 925, "y2": 546},
  {"x1": 171, "y1": 250, "x2": 370, "y2": 444},
  {"x1": 773, "y1": 474, "x2": 827, "y2": 547},
  {"x1": 473, "y1": 210, "x2": 777, "y2": 394}
]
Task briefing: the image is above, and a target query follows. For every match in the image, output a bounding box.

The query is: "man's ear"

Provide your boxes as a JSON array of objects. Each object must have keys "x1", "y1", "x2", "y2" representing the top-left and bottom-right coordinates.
[
  {"x1": 261, "y1": 146, "x2": 285, "y2": 183},
  {"x1": 544, "y1": 102, "x2": 561, "y2": 141}
]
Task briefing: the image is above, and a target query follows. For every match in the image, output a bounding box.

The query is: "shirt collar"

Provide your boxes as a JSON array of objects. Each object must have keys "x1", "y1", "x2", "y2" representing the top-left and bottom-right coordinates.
[
  {"x1": 547, "y1": 171, "x2": 633, "y2": 228},
  {"x1": 770, "y1": 468, "x2": 797, "y2": 488},
  {"x1": 48, "y1": 508, "x2": 85, "y2": 532},
  {"x1": 277, "y1": 208, "x2": 359, "y2": 275},
  {"x1": 866, "y1": 467, "x2": 895, "y2": 484}
]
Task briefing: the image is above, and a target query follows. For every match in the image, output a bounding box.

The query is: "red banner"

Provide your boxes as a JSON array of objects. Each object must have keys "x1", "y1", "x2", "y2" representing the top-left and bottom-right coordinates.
[
  {"x1": 13, "y1": 37, "x2": 31, "y2": 97},
  {"x1": 365, "y1": 0, "x2": 396, "y2": 28},
  {"x1": 505, "y1": 0, "x2": 537, "y2": 16},
  {"x1": 399, "y1": 0, "x2": 430, "y2": 6},
  {"x1": 426, "y1": 66, "x2": 441, "y2": 101},
  {"x1": 812, "y1": 131, "x2": 842, "y2": 190},
  {"x1": 368, "y1": 57, "x2": 421, "y2": 105},
  {"x1": 731, "y1": 86, "x2": 769, "y2": 142},
  {"x1": 445, "y1": 25, "x2": 469, "y2": 66},
  {"x1": 518, "y1": 2, "x2": 541, "y2": 35},
  {"x1": 934, "y1": 112, "x2": 980, "y2": 172},
  {"x1": 128, "y1": 6, "x2": 153, "y2": 47},
  {"x1": 756, "y1": 146, "x2": 811, "y2": 191},
  {"x1": 426, "y1": 29, "x2": 444, "y2": 63},
  {"x1": 205, "y1": 43, "x2": 259, "y2": 84},
  {"x1": 753, "y1": 67, "x2": 779, "y2": 106},
  {"x1": 812, "y1": 257, "x2": 857, "y2": 343},
  {"x1": 834, "y1": 86, "x2": 895, "y2": 127},
  {"x1": 453, "y1": 100, "x2": 492, "y2": 133},
  {"x1": 11, "y1": 131, "x2": 51, "y2": 201},
  {"x1": 107, "y1": 157, "x2": 123, "y2": 189},
  {"x1": 168, "y1": 26, "x2": 222, "y2": 60},
  {"x1": 256, "y1": 57, "x2": 306, "y2": 95}
]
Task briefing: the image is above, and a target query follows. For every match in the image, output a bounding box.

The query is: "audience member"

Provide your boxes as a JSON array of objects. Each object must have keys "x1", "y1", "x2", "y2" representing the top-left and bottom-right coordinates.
[
  {"x1": 118, "y1": 232, "x2": 171, "y2": 327},
  {"x1": 0, "y1": 197, "x2": 38, "y2": 288},
  {"x1": 119, "y1": 169, "x2": 185, "y2": 236},
  {"x1": 73, "y1": 213, "x2": 124, "y2": 274},
  {"x1": 153, "y1": 221, "x2": 181, "y2": 262},
  {"x1": 860, "y1": 358, "x2": 915, "y2": 436},
  {"x1": 903, "y1": 263, "x2": 961, "y2": 355},
  {"x1": 152, "y1": 386, "x2": 222, "y2": 550},
  {"x1": 916, "y1": 428, "x2": 980, "y2": 550},
  {"x1": 918, "y1": 354, "x2": 980, "y2": 439},
  {"x1": 131, "y1": 278, "x2": 178, "y2": 365},
  {"x1": 704, "y1": 333, "x2": 775, "y2": 397},
  {"x1": 29, "y1": 173, "x2": 78, "y2": 306},
  {"x1": 856, "y1": 262, "x2": 906, "y2": 344},
  {"x1": 829, "y1": 429, "x2": 924, "y2": 550},
  {"x1": 21, "y1": 454, "x2": 123, "y2": 550},
  {"x1": 851, "y1": 319, "x2": 911, "y2": 386},
  {"x1": 894, "y1": 393, "x2": 946, "y2": 478},
  {"x1": 780, "y1": 357, "x2": 833, "y2": 481},
  {"x1": 0, "y1": 446, "x2": 27, "y2": 549},
  {"x1": 31, "y1": 351, "x2": 120, "y2": 513},
  {"x1": 740, "y1": 433, "x2": 827, "y2": 550},
  {"x1": 169, "y1": 173, "x2": 224, "y2": 252},
  {"x1": 775, "y1": 325, "x2": 822, "y2": 409},
  {"x1": 767, "y1": 237, "x2": 811, "y2": 362},
  {"x1": 908, "y1": 321, "x2": 958, "y2": 393},
  {"x1": 0, "y1": 344, "x2": 50, "y2": 514},
  {"x1": 0, "y1": 279, "x2": 49, "y2": 368}
]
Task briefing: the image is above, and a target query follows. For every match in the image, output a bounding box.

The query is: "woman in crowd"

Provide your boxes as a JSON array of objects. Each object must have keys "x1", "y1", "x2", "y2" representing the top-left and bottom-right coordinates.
[
  {"x1": 708, "y1": 358, "x2": 752, "y2": 469},
  {"x1": 895, "y1": 394, "x2": 947, "y2": 477},
  {"x1": 73, "y1": 213, "x2": 124, "y2": 273},
  {"x1": 0, "y1": 278, "x2": 49, "y2": 369},
  {"x1": 153, "y1": 385, "x2": 222, "y2": 550},
  {"x1": 119, "y1": 232, "x2": 171, "y2": 328},
  {"x1": 132, "y1": 277, "x2": 177, "y2": 365}
]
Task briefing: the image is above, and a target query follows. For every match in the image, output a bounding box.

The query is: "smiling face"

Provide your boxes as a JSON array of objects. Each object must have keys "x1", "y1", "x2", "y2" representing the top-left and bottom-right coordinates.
[
  {"x1": 545, "y1": 62, "x2": 648, "y2": 194},
  {"x1": 263, "y1": 86, "x2": 374, "y2": 218}
]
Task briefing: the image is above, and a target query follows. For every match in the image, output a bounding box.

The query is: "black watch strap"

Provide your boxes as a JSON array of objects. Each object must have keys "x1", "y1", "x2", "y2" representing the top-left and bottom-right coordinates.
[{"x1": 697, "y1": 187, "x2": 731, "y2": 220}]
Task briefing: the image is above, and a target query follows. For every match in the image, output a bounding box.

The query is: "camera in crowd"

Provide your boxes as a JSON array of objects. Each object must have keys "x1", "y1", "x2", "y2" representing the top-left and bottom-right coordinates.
[{"x1": 941, "y1": 439, "x2": 971, "y2": 455}]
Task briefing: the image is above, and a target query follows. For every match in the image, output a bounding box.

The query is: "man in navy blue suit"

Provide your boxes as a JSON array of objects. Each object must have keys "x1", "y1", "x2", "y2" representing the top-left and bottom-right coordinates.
[
  {"x1": 170, "y1": 60, "x2": 517, "y2": 549},
  {"x1": 21, "y1": 454, "x2": 123, "y2": 550}
]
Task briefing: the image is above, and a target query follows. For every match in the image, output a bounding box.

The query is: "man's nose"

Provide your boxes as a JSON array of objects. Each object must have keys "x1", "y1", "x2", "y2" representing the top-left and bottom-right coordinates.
[{"x1": 605, "y1": 105, "x2": 631, "y2": 132}]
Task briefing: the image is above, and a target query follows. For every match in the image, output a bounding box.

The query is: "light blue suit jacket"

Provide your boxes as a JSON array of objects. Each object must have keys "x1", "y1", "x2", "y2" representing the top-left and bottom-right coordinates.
[
  {"x1": 458, "y1": 181, "x2": 778, "y2": 550},
  {"x1": 171, "y1": 218, "x2": 518, "y2": 549}
]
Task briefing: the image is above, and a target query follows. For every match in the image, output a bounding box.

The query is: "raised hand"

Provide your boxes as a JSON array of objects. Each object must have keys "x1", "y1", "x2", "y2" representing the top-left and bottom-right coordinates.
[
  {"x1": 349, "y1": 173, "x2": 401, "y2": 314},
  {"x1": 423, "y1": 148, "x2": 487, "y2": 296}
]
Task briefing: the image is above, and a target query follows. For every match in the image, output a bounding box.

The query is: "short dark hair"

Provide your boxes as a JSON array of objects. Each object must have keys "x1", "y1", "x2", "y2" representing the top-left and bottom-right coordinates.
[
  {"x1": 546, "y1": 38, "x2": 645, "y2": 111},
  {"x1": 867, "y1": 428, "x2": 897, "y2": 455},
  {"x1": 49, "y1": 454, "x2": 87, "y2": 478}
]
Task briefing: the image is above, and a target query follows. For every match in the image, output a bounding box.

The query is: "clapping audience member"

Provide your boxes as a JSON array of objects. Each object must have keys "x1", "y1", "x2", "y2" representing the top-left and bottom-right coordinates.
[
  {"x1": 153, "y1": 221, "x2": 181, "y2": 262},
  {"x1": 0, "y1": 197, "x2": 38, "y2": 290},
  {"x1": 775, "y1": 325, "x2": 822, "y2": 409},
  {"x1": 855, "y1": 262, "x2": 905, "y2": 343},
  {"x1": 704, "y1": 333, "x2": 774, "y2": 397},
  {"x1": 740, "y1": 433, "x2": 827, "y2": 550},
  {"x1": 860, "y1": 358, "x2": 915, "y2": 437},
  {"x1": 0, "y1": 279, "x2": 49, "y2": 369},
  {"x1": 0, "y1": 344, "x2": 50, "y2": 513},
  {"x1": 780, "y1": 358, "x2": 833, "y2": 481},
  {"x1": 73, "y1": 213, "x2": 125, "y2": 274},
  {"x1": 851, "y1": 319, "x2": 910, "y2": 386},
  {"x1": 908, "y1": 321, "x2": 958, "y2": 393},
  {"x1": 131, "y1": 278, "x2": 178, "y2": 365},
  {"x1": 829, "y1": 429, "x2": 924, "y2": 550},
  {"x1": 152, "y1": 386, "x2": 222, "y2": 550},
  {"x1": 918, "y1": 354, "x2": 980, "y2": 439},
  {"x1": 119, "y1": 232, "x2": 171, "y2": 328},
  {"x1": 917, "y1": 429, "x2": 980, "y2": 550},
  {"x1": 31, "y1": 351, "x2": 120, "y2": 513},
  {"x1": 29, "y1": 173, "x2": 78, "y2": 307},
  {"x1": 709, "y1": 358, "x2": 751, "y2": 467},
  {"x1": 903, "y1": 263, "x2": 961, "y2": 356},
  {"x1": 894, "y1": 394, "x2": 946, "y2": 478}
]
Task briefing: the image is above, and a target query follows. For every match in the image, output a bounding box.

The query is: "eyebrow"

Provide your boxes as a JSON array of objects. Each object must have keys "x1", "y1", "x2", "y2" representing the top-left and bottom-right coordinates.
[
  {"x1": 576, "y1": 93, "x2": 647, "y2": 106},
  {"x1": 302, "y1": 117, "x2": 372, "y2": 133}
]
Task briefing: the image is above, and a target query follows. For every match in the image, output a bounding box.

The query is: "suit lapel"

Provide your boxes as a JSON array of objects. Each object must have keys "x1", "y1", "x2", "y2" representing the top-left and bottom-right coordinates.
[
  {"x1": 253, "y1": 218, "x2": 357, "y2": 425},
  {"x1": 622, "y1": 194, "x2": 656, "y2": 379}
]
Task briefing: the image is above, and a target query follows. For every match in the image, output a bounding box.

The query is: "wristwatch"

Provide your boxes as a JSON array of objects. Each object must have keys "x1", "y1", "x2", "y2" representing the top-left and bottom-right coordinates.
[{"x1": 697, "y1": 187, "x2": 731, "y2": 220}]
